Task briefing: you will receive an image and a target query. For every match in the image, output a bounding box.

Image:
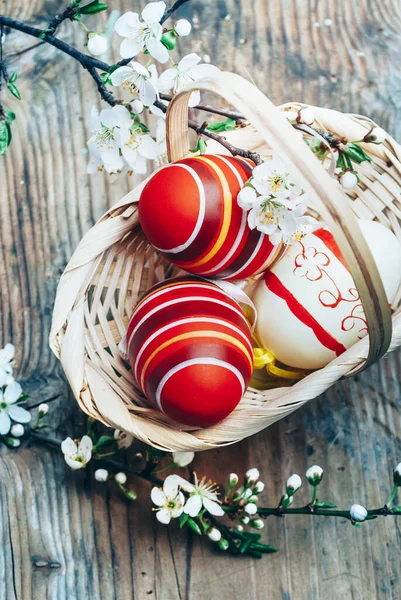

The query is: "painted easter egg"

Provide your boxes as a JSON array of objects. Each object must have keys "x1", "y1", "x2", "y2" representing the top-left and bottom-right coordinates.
[
  {"x1": 138, "y1": 154, "x2": 284, "y2": 280},
  {"x1": 125, "y1": 277, "x2": 254, "y2": 426},
  {"x1": 253, "y1": 220, "x2": 401, "y2": 370}
]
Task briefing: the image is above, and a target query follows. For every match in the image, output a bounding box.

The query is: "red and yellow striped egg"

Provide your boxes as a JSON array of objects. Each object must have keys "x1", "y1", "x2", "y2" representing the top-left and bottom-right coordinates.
[
  {"x1": 138, "y1": 154, "x2": 283, "y2": 280},
  {"x1": 126, "y1": 277, "x2": 254, "y2": 426}
]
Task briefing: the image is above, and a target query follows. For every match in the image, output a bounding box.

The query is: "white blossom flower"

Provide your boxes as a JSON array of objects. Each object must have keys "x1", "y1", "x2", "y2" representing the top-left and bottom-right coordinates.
[
  {"x1": 286, "y1": 474, "x2": 302, "y2": 495},
  {"x1": 114, "y1": 429, "x2": 134, "y2": 449},
  {"x1": 87, "y1": 105, "x2": 132, "y2": 174},
  {"x1": 158, "y1": 53, "x2": 220, "y2": 107},
  {"x1": 115, "y1": 472, "x2": 127, "y2": 485},
  {"x1": 177, "y1": 474, "x2": 225, "y2": 517},
  {"x1": 61, "y1": 435, "x2": 93, "y2": 470},
  {"x1": 254, "y1": 481, "x2": 265, "y2": 494},
  {"x1": 9, "y1": 438, "x2": 20, "y2": 448},
  {"x1": 350, "y1": 504, "x2": 367, "y2": 522},
  {"x1": 340, "y1": 170, "x2": 358, "y2": 189},
  {"x1": 95, "y1": 468, "x2": 109, "y2": 482},
  {"x1": 244, "y1": 502, "x2": 258, "y2": 515},
  {"x1": 251, "y1": 156, "x2": 300, "y2": 199},
  {"x1": 120, "y1": 126, "x2": 160, "y2": 174},
  {"x1": 297, "y1": 107, "x2": 315, "y2": 126},
  {"x1": 110, "y1": 62, "x2": 159, "y2": 106},
  {"x1": 38, "y1": 403, "x2": 49, "y2": 415},
  {"x1": 0, "y1": 343, "x2": 15, "y2": 387},
  {"x1": 306, "y1": 465, "x2": 324, "y2": 484},
  {"x1": 10, "y1": 423, "x2": 24, "y2": 437},
  {"x1": 151, "y1": 474, "x2": 185, "y2": 524},
  {"x1": 245, "y1": 468, "x2": 260, "y2": 483},
  {"x1": 175, "y1": 19, "x2": 192, "y2": 36},
  {"x1": 248, "y1": 200, "x2": 298, "y2": 245},
  {"x1": 172, "y1": 451, "x2": 195, "y2": 467},
  {"x1": 208, "y1": 527, "x2": 222, "y2": 542},
  {"x1": 114, "y1": 2, "x2": 169, "y2": 63},
  {"x1": 87, "y1": 33, "x2": 108, "y2": 56},
  {"x1": 0, "y1": 380, "x2": 30, "y2": 435}
]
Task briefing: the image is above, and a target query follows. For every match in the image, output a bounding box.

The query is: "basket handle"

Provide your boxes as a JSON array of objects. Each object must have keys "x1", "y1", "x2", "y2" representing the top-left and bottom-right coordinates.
[{"x1": 165, "y1": 72, "x2": 392, "y2": 373}]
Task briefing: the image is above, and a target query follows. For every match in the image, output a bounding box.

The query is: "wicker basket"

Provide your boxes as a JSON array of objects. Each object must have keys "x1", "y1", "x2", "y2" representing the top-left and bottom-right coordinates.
[{"x1": 49, "y1": 73, "x2": 401, "y2": 451}]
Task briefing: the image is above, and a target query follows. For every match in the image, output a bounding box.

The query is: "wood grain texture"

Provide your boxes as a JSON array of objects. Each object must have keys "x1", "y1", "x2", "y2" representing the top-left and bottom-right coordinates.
[{"x1": 1, "y1": 0, "x2": 401, "y2": 598}]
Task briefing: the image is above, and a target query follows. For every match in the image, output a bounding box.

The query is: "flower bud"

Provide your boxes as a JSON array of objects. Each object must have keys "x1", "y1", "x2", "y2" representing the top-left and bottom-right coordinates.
[
  {"x1": 297, "y1": 107, "x2": 315, "y2": 126},
  {"x1": 229, "y1": 473, "x2": 239, "y2": 487},
  {"x1": 364, "y1": 126, "x2": 386, "y2": 144},
  {"x1": 87, "y1": 33, "x2": 108, "y2": 57},
  {"x1": 254, "y1": 481, "x2": 265, "y2": 494},
  {"x1": 38, "y1": 403, "x2": 49, "y2": 415},
  {"x1": 245, "y1": 468, "x2": 260, "y2": 483},
  {"x1": 281, "y1": 493, "x2": 293, "y2": 508},
  {"x1": 115, "y1": 472, "x2": 127, "y2": 485},
  {"x1": 306, "y1": 465, "x2": 323, "y2": 485},
  {"x1": 244, "y1": 502, "x2": 257, "y2": 515},
  {"x1": 240, "y1": 515, "x2": 250, "y2": 525},
  {"x1": 286, "y1": 474, "x2": 302, "y2": 496},
  {"x1": 126, "y1": 490, "x2": 137, "y2": 501},
  {"x1": 208, "y1": 527, "x2": 222, "y2": 542},
  {"x1": 393, "y1": 462, "x2": 401, "y2": 486},
  {"x1": 340, "y1": 170, "x2": 358, "y2": 190},
  {"x1": 251, "y1": 518, "x2": 264, "y2": 530},
  {"x1": 10, "y1": 423, "x2": 24, "y2": 437},
  {"x1": 94, "y1": 468, "x2": 109, "y2": 482},
  {"x1": 247, "y1": 494, "x2": 258, "y2": 504},
  {"x1": 244, "y1": 488, "x2": 253, "y2": 499},
  {"x1": 350, "y1": 504, "x2": 367, "y2": 522},
  {"x1": 234, "y1": 525, "x2": 244, "y2": 533},
  {"x1": 218, "y1": 538, "x2": 229, "y2": 551},
  {"x1": 132, "y1": 100, "x2": 144, "y2": 115},
  {"x1": 174, "y1": 19, "x2": 192, "y2": 36}
]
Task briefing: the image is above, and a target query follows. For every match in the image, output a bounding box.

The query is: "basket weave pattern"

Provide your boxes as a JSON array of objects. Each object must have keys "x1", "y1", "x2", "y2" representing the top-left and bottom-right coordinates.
[{"x1": 50, "y1": 75, "x2": 401, "y2": 451}]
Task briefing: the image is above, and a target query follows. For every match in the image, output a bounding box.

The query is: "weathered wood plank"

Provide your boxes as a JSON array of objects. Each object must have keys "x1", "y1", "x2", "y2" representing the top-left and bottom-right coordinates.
[{"x1": 1, "y1": 0, "x2": 401, "y2": 599}]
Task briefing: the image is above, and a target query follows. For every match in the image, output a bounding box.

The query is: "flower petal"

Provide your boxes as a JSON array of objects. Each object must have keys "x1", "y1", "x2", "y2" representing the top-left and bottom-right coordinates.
[
  {"x1": 172, "y1": 451, "x2": 195, "y2": 467},
  {"x1": 138, "y1": 135, "x2": 159, "y2": 159},
  {"x1": 188, "y1": 64, "x2": 220, "y2": 80},
  {"x1": 64, "y1": 456, "x2": 85, "y2": 470},
  {"x1": 157, "y1": 69, "x2": 176, "y2": 92},
  {"x1": 114, "y1": 12, "x2": 140, "y2": 37},
  {"x1": 175, "y1": 475, "x2": 195, "y2": 493},
  {"x1": 184, "y1": 494, "x2": 202, "y2": 517},
  {"x1": 8, "y1": 405, "x2": 31, "y2": 424},
  {"x1": 120, "y1": 38, "x2": 142, "y2": 59},
  {"x1": 0, "y1": 370, "x2": 7, "y2": 387},
  {"x1": 146, "y1": 37, "x2": 169, "y2": 63},
  {"x1": 113, "y1": 104, "x2": 133, "y2": 129},
  {"x1": 0, "y1": 410, "x2": 11, "y2": 435},
  {"x1": 0, "y1": 343, "x2": 15, "y2": 364},
  {"x1": 138, "y1": 80, "x2": 157, "y2": 106},
  {"x1": 79, "y1": 435, "x2": 93, "y2": 458},
  {"x1": 61, "y1": 437, "x2": 78, "y2": 456},
  {"x1": 203, "y1": 497, "x2": 225, "y2": 516},
  {"x1": 163, "y1": 474, "x2": 179, "y2": 500},
  {"x1": 156, "y1": 508, "x2": 171, "y2": 524},
  {"x1": 4, "y1": 381, "x2": 22, "y2": 404},
  {"x1": 178, "y1": 53, "x2": 201, "y2": 71},
  {"x1": 110, "y1": 66, "x2": 134, "y2": 87},
  {"x1": 141, "y1": 1, "x2": 166, "y2": 24},
  {"x1": 151, "y1": 487, "x2": 167, "y2": 507},
  {"x1": 170, "y1": 492, "x2": 185, "y2": 517},
  {"x1": 188, "y1": 90, "x2": 201, "y2": 108},
  {"x1": 237, "y1": 186, "x2": 258, "y2": 210}
]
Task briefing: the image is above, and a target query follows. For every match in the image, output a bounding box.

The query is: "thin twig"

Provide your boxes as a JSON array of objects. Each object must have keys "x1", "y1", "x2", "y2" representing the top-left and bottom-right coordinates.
[
  {"x1": 160, "y1": 0, "x2": 190, "y2": 24},
  {"x1": 160, "y1": 93, "x2": 245, "y2": 121},
  {"x1": 87, "y1": 66, "x2": 117, "y2": 106},
  {"x1": 47, "y1": 5, "x2": 76, "y2": 35}
]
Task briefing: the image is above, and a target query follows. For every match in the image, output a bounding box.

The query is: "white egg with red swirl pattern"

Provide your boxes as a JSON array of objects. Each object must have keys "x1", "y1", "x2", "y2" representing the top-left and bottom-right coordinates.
[{"x1": 252, "y1": 220, "x2": 401, "y2": 370}]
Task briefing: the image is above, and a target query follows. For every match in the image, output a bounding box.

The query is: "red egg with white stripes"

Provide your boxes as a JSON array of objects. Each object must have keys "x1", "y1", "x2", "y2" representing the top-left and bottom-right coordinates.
[
  {"x1": 252, "y1": 220, "x2": 401, "y2": 370},
  {"x1": 126, "y1": 277, "x2": 254, "y2": 426},
  {"x1": 138, "y1": 155, "x2": 284, "y2": 280}
]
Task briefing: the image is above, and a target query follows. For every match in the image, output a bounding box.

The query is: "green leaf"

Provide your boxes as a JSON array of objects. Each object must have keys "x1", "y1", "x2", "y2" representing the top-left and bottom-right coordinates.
[
  {"x1": 71, "y1": 0, "x2": 82, "y2": 7},
  {"x1": 179, "y1": 513, "x2": 189, "y2": 528},
  {"x1": 336, "y1": 152, "x2": 346, "y2": 172},
  {"x1": 206, "y1": 118, "x2": 237, "y2": 132},
  {"x1": 161, "y1": 31, "x2": 176, "y2": 50},
  {"x1": 100, "y1": 72, "x2": 111, "y2": 84},
  {"x1": 80, "y1": 2, "x2": 108, "y2": 15},
  {"x1": 5, "y1": 110, "x2": 16, "y2": 124},
  {"x1": 9, "y1": 72, "x2": 18, "y2": 83},
  {"x1": 7, "y1": 83, "x2": 21, "y2": 100},
  {"x1": 0, "y1": 121, "x2": 10, "y2": 155},
  {"x1": 315, "y1": 501, "x2": 337, "y2": 509},
  {"x1": 345, "y1": 142, "x2": 372, "y2": 164},
  {"x1": 94, "y1": 435, "x2": 117, "y2": 451},
  {"x1": 186, "y1": 518, "x2": 202, "y2": 535}
]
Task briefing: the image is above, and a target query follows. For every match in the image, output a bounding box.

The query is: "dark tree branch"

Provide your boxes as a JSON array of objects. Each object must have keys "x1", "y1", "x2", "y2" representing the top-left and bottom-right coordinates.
[
  {"x1": 87, "y1": 66, "x2": 117, "y2": 106},
  {"x1": 160, "y1": 92, "x2": 245, "y2": 121},
  {"x1": 47, "y1": 5, "x2": 77, "y2": 35},
  {"x1": 160, "y1": 0, "x2": 190, "y2": 24}
]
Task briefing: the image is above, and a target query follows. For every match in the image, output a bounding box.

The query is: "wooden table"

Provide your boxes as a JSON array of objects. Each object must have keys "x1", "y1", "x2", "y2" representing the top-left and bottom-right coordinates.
[{"x1": 1, "y1": 1, "x2": 401, "y2": 598}]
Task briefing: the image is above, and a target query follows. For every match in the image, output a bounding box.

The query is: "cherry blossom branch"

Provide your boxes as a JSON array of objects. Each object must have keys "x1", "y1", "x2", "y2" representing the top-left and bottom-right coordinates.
[
  {"x1": 46, "y1": 5, "x2": 77, "y2": 35},
  {"x1": 160, "y1": 0, "x2": 191, "y2": 24}
]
